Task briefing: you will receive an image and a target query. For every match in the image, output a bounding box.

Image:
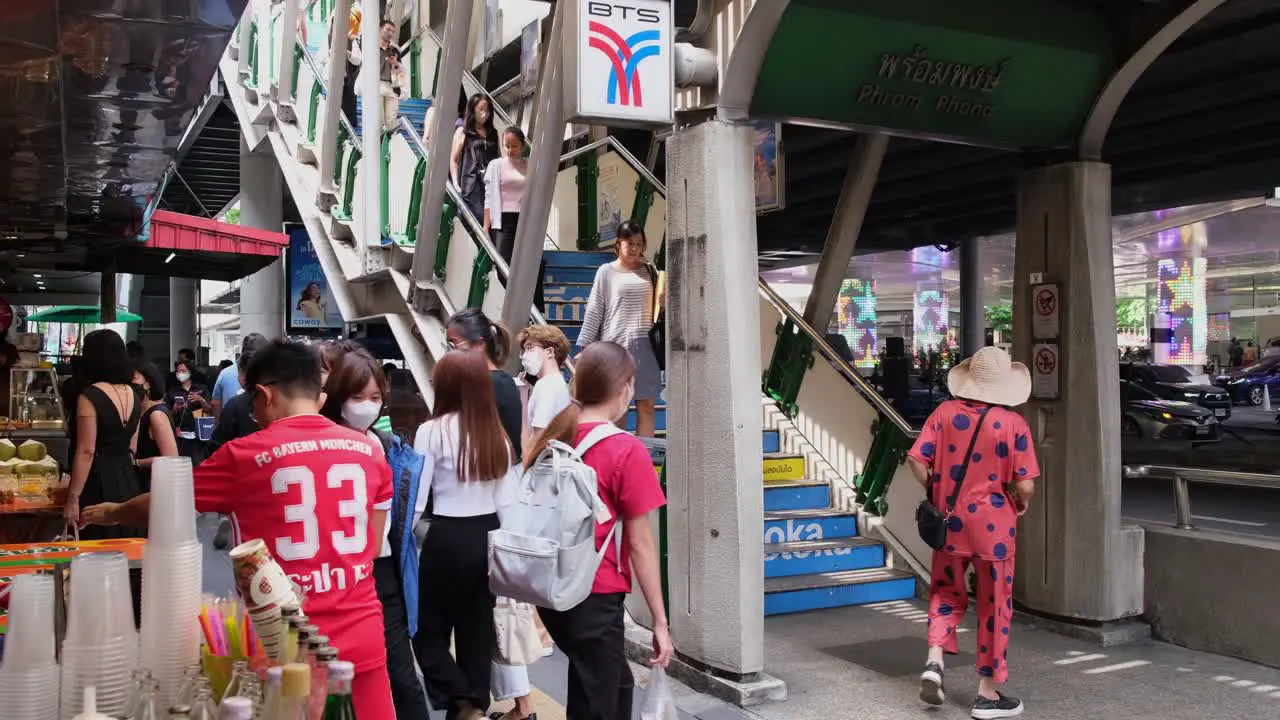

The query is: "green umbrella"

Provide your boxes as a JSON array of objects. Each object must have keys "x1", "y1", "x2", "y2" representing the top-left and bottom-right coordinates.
[{"x1": 25, "y1": 305, "x2": 144, "y2": 324}]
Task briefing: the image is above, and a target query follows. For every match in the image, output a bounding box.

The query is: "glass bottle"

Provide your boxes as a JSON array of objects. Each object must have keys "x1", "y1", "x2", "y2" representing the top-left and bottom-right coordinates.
[
  {"x1": 257, "y1": 667, "x2": 284, "y2": 720},
  {"x1": 168, "y1": 706, "x2": 193, "y2": 719},
  {"x1": 132, "y1": 678, "x2": 162, "y2": 720},
  {"x1": 122, "y1": 668, "x2": 154, "y2": 717},
  {"x1": 293, "y1": 625, "x2": 318, "y2": 665},
  {"x1": 190, "y1": 687, "x2": 218, "y2": 720},
  {"x1": 174, "y1": 664, "x2": 203, "y2": 708},
  {"x1": 281, "y1": 607, "x2": 302, "y2": 663},
  {"x1": 217, "y1": 696, "x2": 254, "y2": 720},
  {"x1": 280, "y1": 664, "x2": 311, "y2": 720},
  {"x1": 308, "y1": 648, "x2": 338, "y2": 720},
  {"x1": 222, "y1": 660, "x2": 250, "y2": 702},
  {"x1": 320, "y1": 661, "x2": 356, "y2": 720}
]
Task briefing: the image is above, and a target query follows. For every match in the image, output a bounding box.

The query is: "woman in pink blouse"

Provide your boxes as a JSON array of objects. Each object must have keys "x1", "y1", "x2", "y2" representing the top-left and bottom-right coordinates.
[
  {"x1": 482, "y1": 125, "x2": 528, "y2": 265},
  {"x1": 906, "y1": 346, "x2": 1040, "y2": 719}
]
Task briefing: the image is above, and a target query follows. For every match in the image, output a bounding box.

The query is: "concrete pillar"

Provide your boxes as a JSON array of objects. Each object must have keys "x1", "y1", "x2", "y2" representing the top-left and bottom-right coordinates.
[
  {"x1": 801, "y1": 133, "x2": 887, "y2": 334},
  {"x1": 121, "y1": 274, "x2": 144, "y2": 343},
  {"x1": 665, "y1": 120, "x2": 764, "y2": 677},
  {"x1": 274, "y1": 0, "x2": 300, "y2": 106},
  {"x1": 239, "y1": 137, "x2": 286, "y2": 339},
  {"x1": 169, "y1": 278, "x2": 199, "y2": 363},
  {"x1": 410, "y1": 0, "x2": 475, "y2": 285},
  {"x1": 318, "y1": 0, "x2": 353, "y2": 204},
  {"x1": 1011, "y1": 162, "x2": 1144, "y2": 622},
  {"x1": 959, "y1": 238, "x2": 985, "y2": 358},
  {"x1": 499, "y1": 0, "x2": 566, "y2": 340},
  {"x1": 359, "y1": 0, "x2": 383, "y2": 250}
]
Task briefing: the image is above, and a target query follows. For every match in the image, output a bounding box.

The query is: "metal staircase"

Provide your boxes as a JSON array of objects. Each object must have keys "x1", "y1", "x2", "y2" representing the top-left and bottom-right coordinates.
[{"x1": 224, "y1": 0, "x2": 920, "y2": 616}]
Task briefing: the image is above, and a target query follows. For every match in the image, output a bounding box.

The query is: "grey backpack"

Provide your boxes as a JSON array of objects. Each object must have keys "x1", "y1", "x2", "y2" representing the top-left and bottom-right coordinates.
[{"x1": 488, "y1": 424, "x2": 624, "y2": 610}]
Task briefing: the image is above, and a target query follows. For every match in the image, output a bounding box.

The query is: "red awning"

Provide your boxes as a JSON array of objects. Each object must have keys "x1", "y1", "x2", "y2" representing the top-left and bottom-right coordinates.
[{"x1": 108, "y1": 210, "x2": 289, "y2": 281}]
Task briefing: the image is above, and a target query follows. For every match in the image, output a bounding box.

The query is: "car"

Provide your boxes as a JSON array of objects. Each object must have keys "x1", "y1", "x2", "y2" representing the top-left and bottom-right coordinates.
[
  {"x1": 1212, "y1": 355, "x2": 1280, "y2": 406},
  {"x1": 1120, "y1": 380, "x2": 1221, "y2": 443},
  {"x1": 1119, "y1": 362, "x2": 1232, "y2": 420}
]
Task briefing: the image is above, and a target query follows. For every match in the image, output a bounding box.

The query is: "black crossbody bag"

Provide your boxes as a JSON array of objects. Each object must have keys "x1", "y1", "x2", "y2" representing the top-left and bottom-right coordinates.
[{"x1": 916, "y1": 407, "x2": 992, "y2": 550}]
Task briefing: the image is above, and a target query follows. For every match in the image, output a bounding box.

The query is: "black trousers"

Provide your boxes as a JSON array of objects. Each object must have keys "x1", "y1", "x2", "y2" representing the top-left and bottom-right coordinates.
[
  {"x1": 413, "y1": 514, "x2": 499, "y2": 718},
  {"x1": 493, "y1": 212, "x2": 520, "y2": 266},
  {"x1": 539, "y1": 593, "x2": 632, "y2": 720},
  {"x1": 373, "y1": 555, "x2": 430, "y2": 720}
]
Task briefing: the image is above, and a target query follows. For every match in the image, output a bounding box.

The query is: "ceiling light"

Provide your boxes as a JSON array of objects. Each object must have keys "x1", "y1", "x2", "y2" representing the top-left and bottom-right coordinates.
[
  {"x1": 164, "y1": 252, "x2": 176, "y2": 264},
  {"x1": 32, "y1": 273, "x2": 42, "y2": 278}
]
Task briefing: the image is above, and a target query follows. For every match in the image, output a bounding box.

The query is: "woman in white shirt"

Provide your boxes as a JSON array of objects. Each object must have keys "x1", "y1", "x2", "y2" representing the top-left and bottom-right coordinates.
[
  {"x1": 412, "y1": 349, "x2": 518, "y2": 720},
  {"x1": 319, "y1": 348, "x2": 429, "y2": 720},
  {"x1": 482, "y1": 125, "x2": 529, "y2": 265}
]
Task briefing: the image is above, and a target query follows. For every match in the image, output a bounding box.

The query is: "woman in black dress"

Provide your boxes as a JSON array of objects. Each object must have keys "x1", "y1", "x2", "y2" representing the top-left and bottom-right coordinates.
[
  {"x1": 445, "y1": 307, "x2": 521, "y2": 460},
  {"x1": 132, "y1": 360, "x2": 179, "y2": 491},
  {"x1": 67, "y1": 330, "x2": 145, "y2": 539},
  {"x1": 449, "y1": 93, "x2": 498, "y2": 223}
]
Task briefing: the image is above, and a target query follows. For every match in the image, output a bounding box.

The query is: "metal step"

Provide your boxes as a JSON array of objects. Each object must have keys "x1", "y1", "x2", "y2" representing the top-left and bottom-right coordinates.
[
  {"x1": 764, "y1": 508, "x2": 856, "y2": 521},
  {"x1": 762, "y1": 536, "x2": 880, "y2": 555}
]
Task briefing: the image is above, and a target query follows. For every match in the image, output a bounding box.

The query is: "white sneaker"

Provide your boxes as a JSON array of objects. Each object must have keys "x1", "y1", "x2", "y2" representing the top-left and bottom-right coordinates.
[{"x1": 920, "y1": 662, "x2": 945, "y2": 706}]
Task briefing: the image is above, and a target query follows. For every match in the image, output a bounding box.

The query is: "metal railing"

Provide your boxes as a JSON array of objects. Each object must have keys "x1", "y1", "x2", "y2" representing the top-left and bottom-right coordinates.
[
  {"x1": 756, "y1": 280, "x2": 918, "y2": 438},
  {"x1": 1122, "y1": 464, "x2": 1279, "y2": 530}
]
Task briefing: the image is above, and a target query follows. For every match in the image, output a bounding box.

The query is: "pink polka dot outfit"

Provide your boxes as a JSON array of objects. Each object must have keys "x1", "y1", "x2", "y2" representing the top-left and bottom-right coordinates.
[{"x1": 908, "y1": 400, "x2": 1040, "y2": 684}]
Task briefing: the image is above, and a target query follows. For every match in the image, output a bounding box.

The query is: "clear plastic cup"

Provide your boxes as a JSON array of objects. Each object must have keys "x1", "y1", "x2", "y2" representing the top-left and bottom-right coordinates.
[
  {"x1": 148, "y1": 456, "x2": 197, "y2": 543},
  {"x1": 0, "y1": 573, "x2": 56, "y2": 667},
  {"x1": 64, "y1": 552, "x2": 135, "y2": 647}
]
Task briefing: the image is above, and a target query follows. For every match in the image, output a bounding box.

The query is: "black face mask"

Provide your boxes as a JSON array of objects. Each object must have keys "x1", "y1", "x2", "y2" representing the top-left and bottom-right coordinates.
[{"x1": 131, "y1": 382, "x2": 148, "y2": 399}]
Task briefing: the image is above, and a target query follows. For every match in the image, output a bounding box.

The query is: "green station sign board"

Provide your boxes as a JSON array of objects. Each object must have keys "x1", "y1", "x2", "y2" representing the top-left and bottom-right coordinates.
[{"x1": 751, "y1": 0, "x2": 1115, "y2": 149}]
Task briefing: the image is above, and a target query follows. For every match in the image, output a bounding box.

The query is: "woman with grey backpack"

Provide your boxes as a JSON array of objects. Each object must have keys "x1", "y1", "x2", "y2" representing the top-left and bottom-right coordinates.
[{"x1": 516, "y1": 341, "x2": 673, "y2": 719}]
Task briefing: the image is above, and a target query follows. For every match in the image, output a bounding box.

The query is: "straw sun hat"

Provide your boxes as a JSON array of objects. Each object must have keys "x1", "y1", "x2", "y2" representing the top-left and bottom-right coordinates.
[{"x1": 947, "y1": 346, "x2": 1032, "y2": 407}]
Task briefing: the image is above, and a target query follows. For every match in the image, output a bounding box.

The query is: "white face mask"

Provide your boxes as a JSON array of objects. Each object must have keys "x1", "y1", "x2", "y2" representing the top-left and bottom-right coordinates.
[
  {"x1": 520, "y1": 349, "x2": 544, "y2": 377},
  {"x1": 613, "y1": 381, "x2": 635, "y2": 423},
  {"x1": 176, "y1": 372, "x2": 191, "y2": 384},
  {"x1": 342, "y1": 400, "x2": 382, "y2": 431}
]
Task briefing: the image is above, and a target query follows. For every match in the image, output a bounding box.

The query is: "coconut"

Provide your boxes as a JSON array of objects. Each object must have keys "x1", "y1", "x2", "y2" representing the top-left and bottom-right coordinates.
[
  {"x1": 16, "y1": 440, "x2": 47, "y2": 462},
  {"x1": 0, "y1": 439, "x2": 15, "y2": 462}
]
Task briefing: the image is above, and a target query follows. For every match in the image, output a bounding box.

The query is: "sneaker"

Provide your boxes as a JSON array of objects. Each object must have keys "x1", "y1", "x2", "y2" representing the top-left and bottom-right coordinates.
[
  {"x1": 919, "y1": 662, "x2": 945, "y2": 706},
  {"x1": 971, "y1": 692, "x2": 1023, "y2": 719}
]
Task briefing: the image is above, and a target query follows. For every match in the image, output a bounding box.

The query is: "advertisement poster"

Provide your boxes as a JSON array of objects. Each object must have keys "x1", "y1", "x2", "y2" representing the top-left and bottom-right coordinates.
[
  {"x1": 519, "y1": 21, "x2": 540, "y2": 98},
  {"x1": 752, "y1": 121, "x2": 784, "y2": 213},
  {"x1": 484, "y1": 0, "x2": 502, "y2": 59},
  {"x1": 596, "y1": 153, "x2": 629, "y2": 245},
  {"x1": 286, "y1": 225, "x2": 343, "y2": 332}
]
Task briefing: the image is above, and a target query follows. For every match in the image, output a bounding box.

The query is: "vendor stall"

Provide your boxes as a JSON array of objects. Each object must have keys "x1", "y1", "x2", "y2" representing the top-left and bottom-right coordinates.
[{"x1": 0, "y1": 361, "x2": 69, "y2": 545}]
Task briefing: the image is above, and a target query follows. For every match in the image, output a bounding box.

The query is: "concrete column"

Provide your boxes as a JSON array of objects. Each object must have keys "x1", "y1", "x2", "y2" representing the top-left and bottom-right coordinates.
[
  {"x1": 318, "y1": 0, "x2": 353, "y2": 204},
  {"x1": 959, "y1": 238, "x2": 985, "y2": 358},
  {"x1": 665, "y1": 120, "x2": 764, "y2": 677},
  {"x1": 801, "y1": 133, "x2": 887, "y2": 334},
  {"x1": 359, "y1": 0, "x2": 383, "y2": 251},
  {"x1": 500, "y1": 0, "x2": 566, "y2": 339},
  {"x1": 410, "y1": 0, "x2": 475, "y2": 285},
  {"x1": 274, "y1": 0, "x2": 300, "y2": 106},
  {"x1": 123, "y1": 274, "x2": 144, "y2": 343},
  {"x1": 1011, "y1": 162, "x2": 1144, "y2": 622},
  {"x1": 169, "y1": 278, "x2": 199, "y2": 362},
  {"x1": 100, "y1": 261, "x2": 117, "y2": 323},
  {"x1": 239, "y1": 136, "x2": 286, "y2": 339}
]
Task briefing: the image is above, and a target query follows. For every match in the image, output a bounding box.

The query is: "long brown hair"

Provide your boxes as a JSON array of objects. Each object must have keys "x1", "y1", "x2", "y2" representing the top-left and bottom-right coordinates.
[
  {"x1": 523, "y1": 341, "x2": 635, "y2": 468},
  {"x1": 432, "y1": 350, "x2": 511, "y2": 481},
  {"x1": 320, "y1": 348, "x2": 388, "y2": 425}
]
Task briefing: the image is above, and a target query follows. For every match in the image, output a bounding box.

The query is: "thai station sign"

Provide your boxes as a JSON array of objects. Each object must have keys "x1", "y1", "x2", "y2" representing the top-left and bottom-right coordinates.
[{"x1": 564, "y1": 0, "x2": 675, "y2": 127}]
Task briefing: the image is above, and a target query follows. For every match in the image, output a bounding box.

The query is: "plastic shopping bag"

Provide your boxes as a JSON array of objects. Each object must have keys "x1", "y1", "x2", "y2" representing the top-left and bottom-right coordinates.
[
  {"x1": 493, "y1": 597, "x2": 542, "y2": 666},
  {"x1": 641, "y1": 667, "x2": 679, "y2": 720}
]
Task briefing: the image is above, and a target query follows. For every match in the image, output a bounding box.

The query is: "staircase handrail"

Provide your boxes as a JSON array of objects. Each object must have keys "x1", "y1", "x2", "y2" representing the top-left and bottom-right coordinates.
[
  {"x1": 560, "y1": 135, "x2": 665, "y2": 199},
  {"x1": 757, "y1": 279, "x2": 919, "y2": 439},
  {"x1": 297, "y1": 42, "x2": 363, "y2": 144},
  {"x1": 396, "y1": 116, "x2": 554, "y2": 331}
]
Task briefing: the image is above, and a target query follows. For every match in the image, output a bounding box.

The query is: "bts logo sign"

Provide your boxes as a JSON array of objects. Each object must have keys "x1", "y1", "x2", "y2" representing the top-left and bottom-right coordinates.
[{"x1": 567, "y1": 0, "x2": 673, "y2": 126}]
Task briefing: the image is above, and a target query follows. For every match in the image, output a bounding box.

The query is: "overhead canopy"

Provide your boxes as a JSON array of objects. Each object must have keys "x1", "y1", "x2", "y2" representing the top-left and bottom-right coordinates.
[
  {"x1": 27, "y1": 306, "x2": 143, "y2": 324},
  {"x1": 104, "y1": 210, "x2": 288, "y2": 282}
]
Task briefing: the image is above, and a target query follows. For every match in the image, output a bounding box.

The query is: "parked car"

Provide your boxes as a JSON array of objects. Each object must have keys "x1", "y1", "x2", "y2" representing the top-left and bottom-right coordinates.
[
  {"x1": 1120, "y1": 380, "x2": 1221, "y2": 443},
  {"x1": 1119, "y1": 362, "x2": 1232, "y2": 420},
  {"x1": 1212, "y1": 355, "x2": 1280, "y2": 405}
]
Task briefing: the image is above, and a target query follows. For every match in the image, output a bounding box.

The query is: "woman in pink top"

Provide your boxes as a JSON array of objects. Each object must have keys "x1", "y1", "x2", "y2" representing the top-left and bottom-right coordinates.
[
  {"x1": 522, "y1": 341, "x2": 673, "y2": 720},
  {"x1": 483, "y1": 125, "x2": 529, "y2": 265},
  {"x1": 907, "y1": 347, "x2": 1040, "y2": 720}
]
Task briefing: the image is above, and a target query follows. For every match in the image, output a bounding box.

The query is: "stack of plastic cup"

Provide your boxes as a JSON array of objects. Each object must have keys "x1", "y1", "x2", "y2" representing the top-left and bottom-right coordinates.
[
  {"x1": 60, "y1": 551, "x2": 139, "y2": 719},
  {"x1": 139, "y1": 456, "x2": 204, "y2": 710},
  {"x1": 0, "y1": 574, "x2": 59, "y2": 720}
]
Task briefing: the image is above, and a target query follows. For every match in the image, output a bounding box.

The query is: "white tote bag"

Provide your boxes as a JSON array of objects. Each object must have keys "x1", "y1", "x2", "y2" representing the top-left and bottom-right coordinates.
[{"x1": 493, "y1": 597, "x2": 542, "y2": 667}]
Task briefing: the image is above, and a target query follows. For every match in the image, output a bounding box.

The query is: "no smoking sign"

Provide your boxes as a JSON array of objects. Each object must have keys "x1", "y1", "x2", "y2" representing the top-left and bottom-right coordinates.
[
  {"x1": 1031, "y1": 283, "x2": 1060, "y2": 340},
  {"x1": 1032, "y1": 343, "x2": 1060, "y2": 399}
]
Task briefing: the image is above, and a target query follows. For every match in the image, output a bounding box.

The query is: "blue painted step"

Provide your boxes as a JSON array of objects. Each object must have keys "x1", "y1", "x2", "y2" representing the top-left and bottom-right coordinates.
[
  {"x1": 763, "y1": 480, "x2": 829, "y2": 512},
  {"x1": 624, "y1": 406, "x2": 666, "y2": 432},
  {"x1": 544, "y1": 250, "x2": 614, "y2": 266},
  {"x1": 764, "y1": 538, "x2": 887, "y2": 579},
  {"x1": 544, "y1": 266, "x2": 600, "y2": 284},
  {"x1": 763, "y1": 428, "x2": 781, "y2": 454},
  {"x1": 764, "y1": 568, "x2": 917, "y2": 615},
  {"x1": 763, "y1": 509, "x2": 858, "y2": 544},
  {"x1": 542, "y1": 283, "x2": 592, "y2": 303},
  {"x1": 545, "y1": 300, "x2": 589, "y2": 323},
  {"x1": 556, "y1": 323, "x2": 582, "y2": 344}
]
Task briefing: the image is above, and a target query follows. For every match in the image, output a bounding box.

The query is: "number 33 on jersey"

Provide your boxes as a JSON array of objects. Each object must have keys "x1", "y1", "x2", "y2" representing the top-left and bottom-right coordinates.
[{"x1": 193, "y1": 415, "x2": 394, "y2": 600}]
